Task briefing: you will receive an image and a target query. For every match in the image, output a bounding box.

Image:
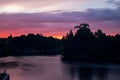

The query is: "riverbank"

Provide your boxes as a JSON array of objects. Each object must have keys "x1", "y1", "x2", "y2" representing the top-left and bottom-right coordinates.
[{"x1": 61, "y1": 56, "x2": 120, "y2": 64}]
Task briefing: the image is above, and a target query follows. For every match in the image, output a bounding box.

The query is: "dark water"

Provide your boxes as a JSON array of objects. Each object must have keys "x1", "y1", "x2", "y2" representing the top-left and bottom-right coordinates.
[{"x1": 0, "y1": 56, "x2": 120, "y2": 80}]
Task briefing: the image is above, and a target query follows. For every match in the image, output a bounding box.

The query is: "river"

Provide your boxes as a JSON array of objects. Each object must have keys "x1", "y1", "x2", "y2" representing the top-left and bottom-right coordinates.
[{"x1": 0, "y1": 56, "x2": 120, "y2": 80}]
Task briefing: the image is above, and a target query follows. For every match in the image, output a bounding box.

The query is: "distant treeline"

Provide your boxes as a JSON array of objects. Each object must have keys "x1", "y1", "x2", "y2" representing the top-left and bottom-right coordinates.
[
  {"x1": 62, "y1": 23, "x2": 120, "y2": 63},
  {"x1": 0, "y1": 23, "x2": 120, "y2": 64},
  {"x1": 0, "y1": 33, "x2": 61, "y2": 57}
]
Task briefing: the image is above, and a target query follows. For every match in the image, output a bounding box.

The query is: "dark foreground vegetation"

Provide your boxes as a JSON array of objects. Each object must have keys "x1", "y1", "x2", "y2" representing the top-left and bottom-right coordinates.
[
  {"x1": 0, "y1": 34, "x2": 61, "y2": 57},
  {"x1": 62, "y1": 23, "x2": 120, "y2": 64},
  {"x1": 0, "y1": 23, "x2": 120, "y2": 64}
]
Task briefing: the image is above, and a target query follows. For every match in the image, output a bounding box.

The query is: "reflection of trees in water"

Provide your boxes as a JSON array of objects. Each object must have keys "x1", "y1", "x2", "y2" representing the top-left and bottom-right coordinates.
[
  {"x1": 68, "y1": 66, "x2": 76, "y2": 80},
  {"x1": 62, "y1": 63, "x2": 108, "y2": 80},
  {"x1": 78, "y1": 67, "x2": 94, "y2": 80},
  {"x1": 95, "y1": 68, "x2": 107, "y2": 80}
]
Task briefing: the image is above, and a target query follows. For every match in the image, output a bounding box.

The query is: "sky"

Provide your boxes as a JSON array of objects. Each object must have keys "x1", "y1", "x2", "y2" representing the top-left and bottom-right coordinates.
[{"x1": 0, "y1": 0, "x2": 120, "y2": 39}]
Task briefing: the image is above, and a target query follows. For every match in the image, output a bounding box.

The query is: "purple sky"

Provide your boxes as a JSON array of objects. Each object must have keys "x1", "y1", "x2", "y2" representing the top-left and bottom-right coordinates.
[{"x1": 0, "y1": 0, "x2": 120, "y2": 38}]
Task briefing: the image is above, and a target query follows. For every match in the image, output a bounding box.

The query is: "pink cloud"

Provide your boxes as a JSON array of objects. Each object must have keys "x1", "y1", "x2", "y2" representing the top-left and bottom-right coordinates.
[
  {"x1": 0, "y1": 6, "x2": 120, "y2": 38},
  {"x1": 0, "y1": 0, "x2": 110, "y2": 13}
]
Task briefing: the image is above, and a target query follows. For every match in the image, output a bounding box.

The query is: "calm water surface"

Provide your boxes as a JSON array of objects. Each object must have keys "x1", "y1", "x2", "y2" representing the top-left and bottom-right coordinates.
[{"x1": 0, "y1": 56, "x2": 120, "y2": 80}]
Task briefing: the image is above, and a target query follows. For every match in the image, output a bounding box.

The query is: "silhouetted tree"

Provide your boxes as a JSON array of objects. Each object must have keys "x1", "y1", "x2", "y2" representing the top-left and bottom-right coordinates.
[
  {"x1": 62, "y1": 23, "x2": 120, "y2": 64},
  {"x1": 74, "y1": 23, "x2": 90, "y2": 30},
  {"x1": 0, "y1": 33, "x2": 61, "y2": 56},
  {"x1": 94, "y1": 29, "x2": 106, "y2": 38}
]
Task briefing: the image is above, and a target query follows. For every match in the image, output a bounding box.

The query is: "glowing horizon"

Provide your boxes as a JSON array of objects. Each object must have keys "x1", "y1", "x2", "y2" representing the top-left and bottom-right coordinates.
[
  {"x1": 0, "y1": 33, "x2": 63, "y2": 39},
  {"x1": 0, "y1": 0, "x2": 120, "y2": 39}
]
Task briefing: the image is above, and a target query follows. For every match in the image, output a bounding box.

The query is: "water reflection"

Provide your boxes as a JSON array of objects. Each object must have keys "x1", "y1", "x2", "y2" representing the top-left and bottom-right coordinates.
[
  {"x1": 0, "y1": 56, "x2": 120, "y2": 80},
  {"x1": 0, "y1": 57, "x2": 34, "y2": 71},
  {"x1": 62, "y1": 62, "x2": 108, "y2": 80},
  {"x1": 78, "y1": 67, "x2": 94, "y2": 80},
  {"x1": 0, "y1": 61, "x2": 19, "y2": 68}
]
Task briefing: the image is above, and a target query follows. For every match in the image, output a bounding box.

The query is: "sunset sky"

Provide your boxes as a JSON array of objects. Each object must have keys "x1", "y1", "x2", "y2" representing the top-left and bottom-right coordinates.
[{"x1": 0, "y1": 0, "x2": 120, "y2": 38}]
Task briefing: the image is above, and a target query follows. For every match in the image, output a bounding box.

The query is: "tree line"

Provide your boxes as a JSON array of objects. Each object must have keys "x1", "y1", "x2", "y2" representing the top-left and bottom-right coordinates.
[
  {"x1": 0, "y1": 23, "x2": 120, "y2": 64},
  {"x1": 62, "y1": 23, "x2": 120, "y2": 63},
  {"x1": 0, "y1": 33, "x2": 61, "y2": 57}
]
